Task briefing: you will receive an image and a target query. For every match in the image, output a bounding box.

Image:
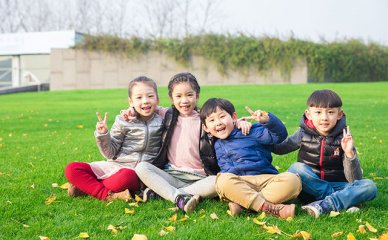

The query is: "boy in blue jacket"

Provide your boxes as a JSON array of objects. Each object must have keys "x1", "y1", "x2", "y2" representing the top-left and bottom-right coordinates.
[
  {"x1": 200, "y1": 98, "x2": 301, "y2": 219},
  {"x1": 273, "y1": 89, "x2": 377, "y2": 218}
]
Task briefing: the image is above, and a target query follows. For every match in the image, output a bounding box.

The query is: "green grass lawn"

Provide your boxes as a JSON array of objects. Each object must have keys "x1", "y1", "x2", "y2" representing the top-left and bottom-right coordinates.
[{"x1": 1, "y1": 82, "x2": 387, "y2": 239}]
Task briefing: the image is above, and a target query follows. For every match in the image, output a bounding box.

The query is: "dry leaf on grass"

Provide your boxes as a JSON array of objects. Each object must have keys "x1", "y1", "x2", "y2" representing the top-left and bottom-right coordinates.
[
  {"x1": 346, "y1": 232, "x2": 356, "y2": 240},
  {"x1": 210, "y1": 213, "x2": 218, "y2": 220},
  {"x1": 128, "y1": 202, "x2": 139, "y2": 207},
  {"x1": 45, "y1": 196, "x2": 57, "y2": 205},
  {"x1": 135, "y1": 195, "x2": 143, "y2": 202},
  {"x1": 51, "y1": 183, "x2": 59, "y2": 188},
  {"x1": 252, "y1": 218, "x2": 266, "y2": 225},
  {"x1": 357, "y1": 225, "x2": 366, "y2": 234},
  {"x1": 366, "y1": 221, "x2": 378, "y2": 233},
  {"x1": 132, "y1": 234, "x2": 148, "y2": 240},
  {"x1": 125, "y1": 208, "x2": 135, "y2": 214},
  {"x1": 39, "y1": 236, "x2": 50, "y2": 240},
  {"x1": 165, "y1": 226, "x2": 176, "y2": 231},
  {"x1": 169, "y1": 214, "x2": 177, "y2": 222},
  {"x1": 331, "y1": 231, "x2": 343, "y2": 238},
  {"x1": 79, "y1": 232, "x2": 89, "y2": 238},
  {"x1": 159, "y1": 230, "x2": 169, "y2": 236},
  {"x1": 329, "y1": 211, "x2": 340, "y2": 217},
  {"x1": 60, "y1": 182, "x2": 69, "y2": 189},
  {"x1": 378, "y1": 233, "x2": 388, "y2": 240},
  {"x1": 262, "y1": 225, "x2": 282, "y2": 234},
  {"x1": 292, "y1": 231, "x2": 312, "y2": 240}
]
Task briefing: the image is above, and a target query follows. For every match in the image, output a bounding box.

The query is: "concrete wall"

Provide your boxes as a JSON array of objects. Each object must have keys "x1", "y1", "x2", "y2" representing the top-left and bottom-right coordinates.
[{"x1": 50, "y1": 49, "x2": 307, "y2": 90}]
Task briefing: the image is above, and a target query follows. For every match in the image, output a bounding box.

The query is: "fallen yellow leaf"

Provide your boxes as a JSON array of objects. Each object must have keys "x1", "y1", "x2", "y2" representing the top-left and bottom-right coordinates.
[
  {"x1": 76, "y1": 125, "x2": 84, "y2": 129},
  {"x1": 357, "y1": 225, "x2": 366, "y2": 234},
  {"x1": 329, "y1": 211, "x2": 340, "y2": 217},
  {"x1": 51, "y1": 183, "x2": 59, "y2": 188},
  {"x1": 159, "y1": 230, "x2": 169, "y2": 236},
  {"x1": 347, "y1": 232, "x2": 356, "y2": 240},
  {"x1": 227, "y1": 210, "x2": 232, "y2": 216},
  {"x1": 286, "y1": 217, "x2": 293, "y2": 222},
  {"x1": 263, "y1": 225, "x2": 282, "y2": 234},
  {"x1": 293, "y1": 231, "x2": 312, "y2": 240},
  {"x1": 132, "y1": 234, "x2": 148, "y2": 240},
  {"x1": 125, "y1": 208, "x2": 135, "y2": 214},
  {"x1": 378, "y1": 233, "x2": 388, "y2": 240},
  {"x1": 210, "y1": 213, "x2": 218, "y2": 220},
  {"x1": 165, "y1": 226, "x2": 176, "y2": 231},
  {"x1": 39, "y1": 236, "x2": 50, "y2": 240},
  {"x1": 79, "y1": 232, "x2": 89, "y2": 238},
  {"x1": 178, "y1": 217, "x2": 188, "y2": 222},
  {"x1": 31, "y1": 183, "x2": 35, "y2": 189},
  {"x1": 257, "y1": 212, "x2": 266, "y2": 219},
  {"x1": 128, "y1": 202, "x2": 139, "y2": 207},
  {"x1": 366, "y1": 221, "x2": 378, "y2": 233},
  {"x1": 45, "y1": 196, "x2": 57, "y2": 205},
  {"x1": 331, "y1": 232, "x2": 343, "y2": 238},
  {"x1": 169, "y1": 214, "x2": 177, "y2": 222},
  {"x1": 252, "y1": 218, "x2": 266, "y2": 225},
  {"x1": 135, "y1": 195, "x2": 143, "y2": 202},
  {"x1": 167, "y1": 207, "x2": 178, "y2": 211},
  {"x1": 60, "y1": 182, "x2": 69, "y2": 189}
]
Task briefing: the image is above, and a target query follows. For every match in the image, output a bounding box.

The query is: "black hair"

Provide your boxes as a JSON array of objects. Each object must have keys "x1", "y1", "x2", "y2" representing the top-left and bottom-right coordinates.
[
  {"x1": 307, "y1": 89, "x2": 342, "y2": 108},
  {"x1": 168, "y1": 72, "x2": 200, "y2": 97},
  {"x1": 128, "y1": 76, "x2": 158, "y2": 98},
  {"x1": 200, "y1": 98, "x2": 235, "y2": 125}
]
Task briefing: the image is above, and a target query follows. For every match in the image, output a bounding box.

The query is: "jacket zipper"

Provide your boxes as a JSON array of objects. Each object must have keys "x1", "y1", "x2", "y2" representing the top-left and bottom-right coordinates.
[
  {"x1": 319, "y1": 137, "x2": 325, "y2": 179},
  {"x1": 137, "y1": 121, "x2": 148, "y2": 164}
]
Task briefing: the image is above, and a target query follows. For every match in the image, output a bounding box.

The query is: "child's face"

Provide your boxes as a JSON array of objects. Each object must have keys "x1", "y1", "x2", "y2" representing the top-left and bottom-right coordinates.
[
  {"x1": 202, "y1": 107, "x2": 237, "y2": 139},
  {"x1": 170, "y1": 82, "x2": 199, "y2": 117},
  {"x1": 128, "y1": 82, "x2": 159, "y2": 121},
  {"x1": 305, "y1": 107, "x2": 343, "y2": 136}
]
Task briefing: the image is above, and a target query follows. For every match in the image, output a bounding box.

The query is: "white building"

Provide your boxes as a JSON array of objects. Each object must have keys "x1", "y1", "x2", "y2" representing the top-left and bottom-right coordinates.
[{"x1": 0, "y1": 31, "x2": 83, "y2": 88}]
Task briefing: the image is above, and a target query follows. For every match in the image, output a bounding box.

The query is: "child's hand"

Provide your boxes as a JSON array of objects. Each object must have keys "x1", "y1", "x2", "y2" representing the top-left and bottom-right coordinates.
[
  {"x1": 120, "y1": 107, "x2": 137, "y2": 121},
  {"x1": 236, "y1": 118, "x2": 252, "y2": 135},
  {"x1": 96, "y1": 112, "x2": 108, "y2": 134},
  {"x1": 241, "y1": 106, "x2": 270, "y2": 124},
  {"x1": 341, "y1": 126, "x2": 355, "y2": 159}
]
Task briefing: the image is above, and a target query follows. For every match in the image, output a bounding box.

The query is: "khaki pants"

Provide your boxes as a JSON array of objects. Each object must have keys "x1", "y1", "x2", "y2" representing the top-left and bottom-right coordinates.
[{"x1": 216, "y1": 172, "x2": 301, "y2": 212}]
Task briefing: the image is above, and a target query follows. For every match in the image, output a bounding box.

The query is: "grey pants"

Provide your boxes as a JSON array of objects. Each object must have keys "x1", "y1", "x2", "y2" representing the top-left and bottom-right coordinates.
[{"x1": 135, "y1": 162, "x2": 217, "y2": 203}]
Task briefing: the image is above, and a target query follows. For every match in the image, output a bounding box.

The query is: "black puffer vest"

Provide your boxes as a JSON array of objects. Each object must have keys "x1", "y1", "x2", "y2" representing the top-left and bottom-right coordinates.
[
  {"x1": 152, "y1": 107, "x2": 220, "y2": 175},
  {"x1": 298, "y1": 114, "x2": 347, "y2": 182}
]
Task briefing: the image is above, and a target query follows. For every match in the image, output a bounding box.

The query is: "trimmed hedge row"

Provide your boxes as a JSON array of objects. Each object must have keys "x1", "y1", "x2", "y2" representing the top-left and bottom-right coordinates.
[{"x1": 75, "y1": 34, "x2": 388, "y2": 82}]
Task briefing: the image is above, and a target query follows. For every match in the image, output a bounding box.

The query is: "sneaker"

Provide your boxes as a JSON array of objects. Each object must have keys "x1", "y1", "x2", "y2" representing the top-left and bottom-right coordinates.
[
  {"x1": 106, "y1": 189, "x2": 132, "y2": 202},
  {"x1": 346, "y1": 206, "x2": 360, "y2": 213},
  {"x1": 228, "y1": 202, "x2": 243, "y2": 216},
  {"x1": 261, "y1": 201, "x2": 295, "y2": 219},
  {"x1": 143, "y1": 188, "x2": 160, "y2": 202},
  {"x1": 302, "y1": 200, "x2": 331, "y2": 218},
  {"x1": 67, "y1": 183, "x2": 87, "y2": 197},
  {"x1": 175, "y1": 194, "x2": 200, "y2": 213}
]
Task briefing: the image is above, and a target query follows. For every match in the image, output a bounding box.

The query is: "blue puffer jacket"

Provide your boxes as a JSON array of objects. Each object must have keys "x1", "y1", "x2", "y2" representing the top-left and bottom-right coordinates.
[{"x1": 214, "y1": 113, "x2": 287, "y2": 176}]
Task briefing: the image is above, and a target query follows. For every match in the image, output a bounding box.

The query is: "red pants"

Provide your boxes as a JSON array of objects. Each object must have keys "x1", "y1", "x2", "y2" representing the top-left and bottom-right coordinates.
[{"x1": 64, "y1": 162, "x2": 140, "y2": 200}]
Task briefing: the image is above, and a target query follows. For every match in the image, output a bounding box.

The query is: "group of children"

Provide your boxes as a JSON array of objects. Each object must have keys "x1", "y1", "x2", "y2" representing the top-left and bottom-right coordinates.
[{"x1": 64, "y1": 73, "x2": 377, "y2": 219}]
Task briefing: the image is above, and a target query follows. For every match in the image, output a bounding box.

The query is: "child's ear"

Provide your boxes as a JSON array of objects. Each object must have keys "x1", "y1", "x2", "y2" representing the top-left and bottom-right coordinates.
[
  {"x1": 305, "y1": 109, "x2": 312, "y2": 120},
  {"x1": 232, "y1": 112, "x2": 238, "y2": 121},
  {"x1": 128, "y1": 97, "x2": 133, "y2": 107},
  {"x1": 202, "y1": 123, "x2": 210, "y2": 133},
  {"x1": 337, "y1": 109, "x2": 344, "y2": 120}
]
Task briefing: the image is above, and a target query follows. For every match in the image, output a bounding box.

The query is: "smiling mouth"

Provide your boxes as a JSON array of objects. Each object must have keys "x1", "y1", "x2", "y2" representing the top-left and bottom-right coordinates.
[
  {"x1": 216, "y1": 127, "x2": 226, "y2": 132},
  {"x1": 142, "y1": 106, "x2": 151, "y2": 111}
]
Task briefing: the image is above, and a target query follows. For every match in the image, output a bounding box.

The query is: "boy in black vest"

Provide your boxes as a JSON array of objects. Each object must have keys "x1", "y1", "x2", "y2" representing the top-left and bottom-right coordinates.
[{"x1": 273, "y1": 89, "x2": 377, "y2": 218}]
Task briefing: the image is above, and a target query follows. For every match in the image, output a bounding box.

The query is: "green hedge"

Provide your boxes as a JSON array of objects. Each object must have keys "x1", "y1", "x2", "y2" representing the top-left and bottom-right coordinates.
[{"x1": 75, "y1": 34, "x2": 388, "y2": 82}]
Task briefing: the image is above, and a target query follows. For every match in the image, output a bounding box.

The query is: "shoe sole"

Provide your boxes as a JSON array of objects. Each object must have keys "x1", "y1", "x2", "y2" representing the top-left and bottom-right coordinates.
[
  {"x1": 183, "y1": 195, "x2": 200, "y2": 213},
  {"x1": 302, "y1": 205, "x2": 320, "y2": 218}
]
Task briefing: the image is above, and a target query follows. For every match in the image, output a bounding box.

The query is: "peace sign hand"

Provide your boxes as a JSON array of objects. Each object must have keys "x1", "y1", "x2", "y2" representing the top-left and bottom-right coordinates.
[
  {"x1": 96, "y1": 112, "x2": 108, "y2": 134},
  {"x1": 241, "y1": 106, "x2": 270, "y2": 124},
  {"x1": 341, "y1": 126, "x2": 355, "y2": 159}
]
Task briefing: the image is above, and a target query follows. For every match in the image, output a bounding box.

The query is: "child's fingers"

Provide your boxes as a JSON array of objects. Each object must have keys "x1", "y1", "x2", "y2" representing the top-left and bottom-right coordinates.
[
  {"x1": 240, "y1": 115, "x2": 256, "y2": 120},
  {"x1": 96, "y1": 112, "x2": 103, "y2": 122},
  {"x1": 245, "y1": 106, "x2": 255, "y2": 116},
  {"x1": 104, "y1": 112, "x2": 108, "y2": 123},
  {"x1": 347, "y1": 126, "x2": 351, "y2": 136}
]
